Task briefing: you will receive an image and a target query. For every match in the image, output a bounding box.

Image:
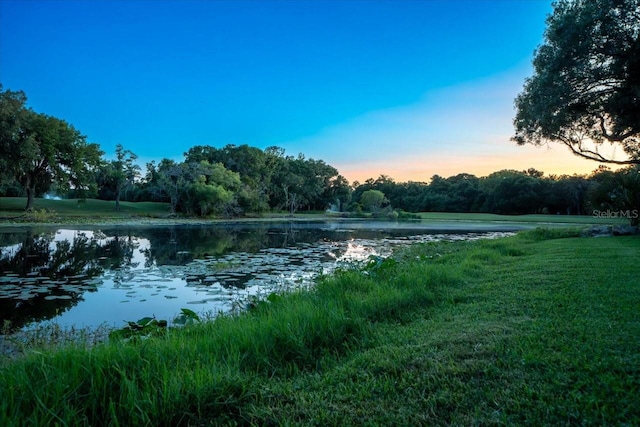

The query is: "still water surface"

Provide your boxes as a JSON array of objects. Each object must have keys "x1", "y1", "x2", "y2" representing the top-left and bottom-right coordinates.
[{"x1": 0, "y1": 221, "x2": 516, "y2": 331}]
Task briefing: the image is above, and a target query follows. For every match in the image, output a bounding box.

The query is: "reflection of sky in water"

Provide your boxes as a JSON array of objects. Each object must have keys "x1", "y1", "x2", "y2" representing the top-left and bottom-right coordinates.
[{"x1": 3, "y1": 227, "x2": 514, "y2": 331}]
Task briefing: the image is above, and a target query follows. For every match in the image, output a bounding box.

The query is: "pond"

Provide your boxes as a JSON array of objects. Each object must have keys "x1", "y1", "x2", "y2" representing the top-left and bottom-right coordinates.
[{"x1": 0, "y1": 220, "x2": 520, "y2": 333}]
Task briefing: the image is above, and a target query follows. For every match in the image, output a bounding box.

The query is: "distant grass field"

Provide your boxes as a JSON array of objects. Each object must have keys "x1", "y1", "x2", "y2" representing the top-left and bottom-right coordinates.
[
  {"x1": 418, "y1": 211, "x2": 626, "y2": 225},
  {"x1": 0, "y1": 197, "x2": 171, "y2": 219}
]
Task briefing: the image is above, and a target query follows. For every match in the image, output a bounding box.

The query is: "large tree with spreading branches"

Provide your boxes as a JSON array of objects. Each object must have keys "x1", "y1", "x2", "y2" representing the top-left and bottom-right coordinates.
[
  {"x1": 513, "y1": 0, "x2": 640, "y2": 164},
  {"x1": 0, "y1": 85, "x2": 103, "y2": 210}
]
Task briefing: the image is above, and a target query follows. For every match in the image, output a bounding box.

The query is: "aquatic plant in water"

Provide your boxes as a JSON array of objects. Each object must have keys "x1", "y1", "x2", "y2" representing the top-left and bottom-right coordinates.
[{"x1": 108, "y1": 308, "x2": 203, "y2": 341}]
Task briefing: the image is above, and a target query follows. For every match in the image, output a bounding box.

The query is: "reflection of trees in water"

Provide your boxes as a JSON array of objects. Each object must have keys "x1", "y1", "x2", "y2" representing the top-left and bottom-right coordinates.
[
  {"x1": 141, "y1": 227, "x2": 196, "y2": 267},
  {"x1": 138, "y1": 224, "x2": 410, "y2": 267},
  {"x1": 139, "y1": 225, "x2": 323, "y2": 267},
  {"x1": 0, "y1": 231, "x2": 138, "y2": 278},
  {"x1": 101, "y1": 231, "x2": 140, "y2": 288},
  {"x1": 0, "y1": 230, "x2": 49, "y2": 250},
  {"x1": 140, "y1": 226, "x2": 255, "y2": 266},
  {"x1": 101, "y1": 233, "x2": 139, "y2": 270},
  {"x1": 0, "y1": 231, "x2": 56, "y2": 276},
  {"x1": 0, "y1": 230, "x2": 140, "y2": 330}
]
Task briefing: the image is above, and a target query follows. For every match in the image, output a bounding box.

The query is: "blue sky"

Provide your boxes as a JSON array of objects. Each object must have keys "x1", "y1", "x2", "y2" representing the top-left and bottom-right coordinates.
[{"x1": 0, "y1": 0, "x2": 602, "y2": 182}]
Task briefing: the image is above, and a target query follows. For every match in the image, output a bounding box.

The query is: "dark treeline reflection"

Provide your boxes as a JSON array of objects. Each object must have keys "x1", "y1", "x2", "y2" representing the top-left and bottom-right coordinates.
[
  {"x1": 139, "y1": 224, "x2": 330, "y2": 266},
  {"x1": 0, "y1": 229, "x2": 139, "y2": 330},
  {"x1": 137, "y1": 223, "x2": 430, "y2": 267}
]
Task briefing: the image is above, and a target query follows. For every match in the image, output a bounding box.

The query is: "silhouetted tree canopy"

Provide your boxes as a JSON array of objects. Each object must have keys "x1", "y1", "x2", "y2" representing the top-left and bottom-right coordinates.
[{"x1": 513, "y1": 0, "x2": 640, "y2": 165}]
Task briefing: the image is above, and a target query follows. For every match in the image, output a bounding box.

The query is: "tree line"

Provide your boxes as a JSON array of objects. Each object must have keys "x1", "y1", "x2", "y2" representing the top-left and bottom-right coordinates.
[
  {"x1": 2, "y1": 83, "x2": 639, "y2": 224},
  {"x1": 0, "y1": 84, "x2": 351, "y2": 216},
  {"x1": 350, "y1": 167, "x2": 640, "y2": 223},
  {"x1": 118, "y1": 145, "x2": 351, "y2": 217},
  {"x1": 2, "y1": 84, "x2": 639, "y2": 223}
]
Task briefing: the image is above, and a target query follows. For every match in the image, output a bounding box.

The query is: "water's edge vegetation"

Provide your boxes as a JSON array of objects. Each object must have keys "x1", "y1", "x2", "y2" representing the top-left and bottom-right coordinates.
[{"x1": 1, "y1": 228, "x2": 639, "y2": 425}]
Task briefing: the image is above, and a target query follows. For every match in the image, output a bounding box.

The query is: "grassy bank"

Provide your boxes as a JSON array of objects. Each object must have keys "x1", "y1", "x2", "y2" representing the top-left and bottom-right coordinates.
[
  {"x1": 1, "y1": 229, "x2": 638, "y2": 425},
  {"x1": 0, "y1": 197, "x2": 171, "y2": 220}
]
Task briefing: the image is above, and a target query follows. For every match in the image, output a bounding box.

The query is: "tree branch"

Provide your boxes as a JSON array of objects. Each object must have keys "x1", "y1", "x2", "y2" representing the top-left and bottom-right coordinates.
[
  {"x1": 598, "y1": 114, "x2": 636, "y2": 142},
  {"x1": 559, "y1": 136, "x2": 639, "y2": 165}
]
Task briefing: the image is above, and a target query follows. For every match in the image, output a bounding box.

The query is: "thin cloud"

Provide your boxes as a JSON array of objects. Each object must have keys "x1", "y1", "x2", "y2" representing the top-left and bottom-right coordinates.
[{"x1": 284, "y1": 65, "x2": 605, "y2": 182}]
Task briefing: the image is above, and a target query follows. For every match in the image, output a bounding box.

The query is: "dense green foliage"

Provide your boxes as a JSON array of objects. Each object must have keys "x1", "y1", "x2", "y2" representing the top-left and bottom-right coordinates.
[
  {"x1": 0, "y1": 85, "x2": 103, "y2": 210},
  {"x1": 1, "y1": 232, "x2": 638, "y2": 425},
  {"x1": 513, "y1": 0, "x2": 640, "y2": 164},
  {"x1": 0, "y1": 86, "x2": 350, "y2": 217},
  {"x1": 2, "y1": 84, "x2": 640, "y2": 220},
  {"x1": 99, "y1": 144, "x2": 141, "y2": 212},
  {"x1": 351, "y1": 166, "x2": 640, "y2": 218}
]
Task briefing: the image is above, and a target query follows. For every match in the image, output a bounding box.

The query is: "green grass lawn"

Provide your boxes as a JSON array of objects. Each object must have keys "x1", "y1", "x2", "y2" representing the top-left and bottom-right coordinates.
[
  {"x1": 0, "y1": 197, "x2": 171, "y2": 219},
  {"x1": 418, "y1": 211, "x2": 627, "y2": 225},
  {"x1": 252, "y1": 231, "x2": 640, "y2": 425},
  {"x1": 1, "y1": 229, "x2": 638, "y2": 425},
  {"x1": 1, "y1": 197, "x2": 627, "y2": 227}
]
